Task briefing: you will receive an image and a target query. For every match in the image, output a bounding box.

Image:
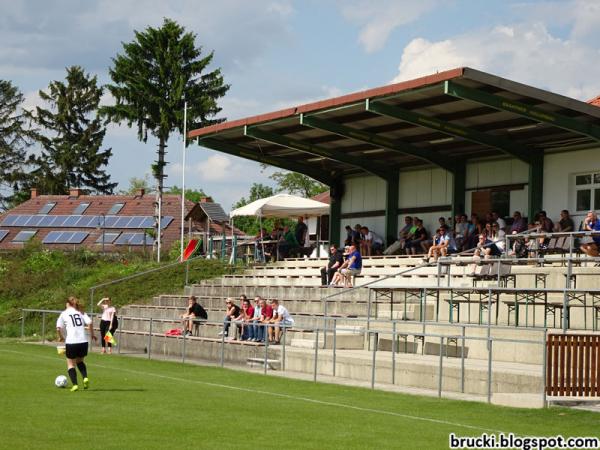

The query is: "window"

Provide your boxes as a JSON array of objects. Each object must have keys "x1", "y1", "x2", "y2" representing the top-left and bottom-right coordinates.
[
  {"x1": 73, "y1": 203, "x2": 90, "y2": 214},
  {"x1": 0, "y1": 230, "x2": 8, "y2": 242},
  {"x1": 95, "y1": 232, "x2": 120, "y2": 244},
  {"x1": 573, "y1": 171, "x2": 600, "y2": 212},
  {"x1": 38, "y1": 202, "x2": 56, "y2": 214},
  {"x1": 12, "y1": 230, "x2": 37, "y2": 242},
  {"x1": 107, "y1": 203, "x2": 124, "y2": 215}
]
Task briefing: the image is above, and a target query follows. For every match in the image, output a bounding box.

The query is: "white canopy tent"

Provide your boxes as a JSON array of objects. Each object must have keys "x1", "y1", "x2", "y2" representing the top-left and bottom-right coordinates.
[
  {"x1": 229, "y1": 193, "x2": 330, "y2": 218},
  {"x1": 229, "y1": 193, "x2": 330, "y2": 262}
]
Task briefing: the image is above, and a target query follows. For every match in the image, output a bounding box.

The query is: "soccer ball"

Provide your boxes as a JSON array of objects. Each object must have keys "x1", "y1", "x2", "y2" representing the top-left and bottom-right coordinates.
[{"x1": 55, "y1": 375, "x2": 68, "y2": 388}]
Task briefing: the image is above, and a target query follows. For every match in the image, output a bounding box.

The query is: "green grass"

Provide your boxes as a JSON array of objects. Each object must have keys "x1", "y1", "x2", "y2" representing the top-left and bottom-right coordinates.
[
  {"x1": 0, "y1": 246, "x2": 232, "y2": 337},
  {"x1": 0, "y1": 341, "x2": 598, "y2": 449}
]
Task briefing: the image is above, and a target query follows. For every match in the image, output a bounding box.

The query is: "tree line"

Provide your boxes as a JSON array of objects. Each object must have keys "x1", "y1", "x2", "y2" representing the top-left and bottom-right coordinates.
[{"x1": 0, "y1": 18, "x2": 327, "y2": 236}]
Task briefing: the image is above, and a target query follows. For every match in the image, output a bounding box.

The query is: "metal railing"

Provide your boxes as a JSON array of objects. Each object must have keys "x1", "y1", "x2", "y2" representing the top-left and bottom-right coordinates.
[{"x1": 21, "y1": 308, "x2": 549, "y2": 405}]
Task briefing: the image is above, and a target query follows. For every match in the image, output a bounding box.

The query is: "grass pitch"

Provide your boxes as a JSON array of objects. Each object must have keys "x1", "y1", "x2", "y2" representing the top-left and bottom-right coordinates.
[{"x1": 0, "y1": 341, "x2": 598, "y2": 449}]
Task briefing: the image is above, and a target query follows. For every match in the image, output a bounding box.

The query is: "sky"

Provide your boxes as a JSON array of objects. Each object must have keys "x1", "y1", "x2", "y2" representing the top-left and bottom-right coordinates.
[{"x1": 2, "y1": 0, "x2": 600, "y2": 212}]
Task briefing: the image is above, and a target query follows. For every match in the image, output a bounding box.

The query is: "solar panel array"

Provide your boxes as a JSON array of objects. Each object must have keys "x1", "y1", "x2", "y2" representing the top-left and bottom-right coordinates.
[
  {"x1": 0, "y1": 230, "x2": 8, "y2": 242},
  {"x1": 0, "y1": 215, "x2": 174, "y2": 229},
  {"x1": 43, "y1": 231, "x2": 89, "y2": 244},
  {"x1": 114, "y1": 232, "x2": 155, "y2": 246}
]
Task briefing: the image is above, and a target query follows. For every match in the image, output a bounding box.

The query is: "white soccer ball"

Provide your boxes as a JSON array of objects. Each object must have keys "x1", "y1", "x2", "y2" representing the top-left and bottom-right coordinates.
[{"x1": 55, "y1": 375, "x2": 68, "y2": 388}]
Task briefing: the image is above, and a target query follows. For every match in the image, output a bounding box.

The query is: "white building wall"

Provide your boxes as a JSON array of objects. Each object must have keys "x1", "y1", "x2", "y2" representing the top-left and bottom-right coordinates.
[
  {"x1": 466, "y1": 158, "x2": 528, "y2": 189},
  {"x1": 341, "y1": 176, "x2": 386, "y2": 213},
  {"x1": 544, "y1": 148, "x2": 600, "y2": 225}
]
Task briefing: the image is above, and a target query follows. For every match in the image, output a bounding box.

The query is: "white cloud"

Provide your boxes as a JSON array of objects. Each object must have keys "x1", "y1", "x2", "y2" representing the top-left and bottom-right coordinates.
[
  {"x1": 339, "y1": 0, "x2": 439, "y2": 53},
  {"x1": 392, "y1": 22, "x2": 600, "y2": 100}
]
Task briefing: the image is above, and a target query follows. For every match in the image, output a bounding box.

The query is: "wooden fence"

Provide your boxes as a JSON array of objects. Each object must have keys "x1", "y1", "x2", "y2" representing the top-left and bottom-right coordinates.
[{"x1": 546, "y1": 334, "x2": 600, "y2": 397}]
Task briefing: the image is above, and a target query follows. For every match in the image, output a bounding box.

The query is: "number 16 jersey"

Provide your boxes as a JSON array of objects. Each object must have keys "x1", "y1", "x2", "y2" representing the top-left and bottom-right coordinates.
[{"x1": 56, "y1": 307, "x2": 92, "y2": 344}]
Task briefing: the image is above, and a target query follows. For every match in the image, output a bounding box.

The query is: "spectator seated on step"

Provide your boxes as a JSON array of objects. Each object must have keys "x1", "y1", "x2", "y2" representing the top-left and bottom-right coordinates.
[
  {"x1": 247, "y1": 296, "x2": 262, "y2": 342},
  {"x1": 384, "y1": 216, "x2": 414, "y2": 255},
  {"x1": 453, "y1": 214, "x2": 468, "y2": 251},
  {"x1": 220, "y1": 297, "x2": 241, "y2": 338},
  {"x1": 257, "y1": 298, "x2": 273, "y2": 343},
  {"x1": 535, "y1": 210, "x2": 555, "y2": 249},
  {"x1": 321, "y1": 244, "x2": 343, "y2": 286},
  {"x1": 425, "y1": 224, "x2": 458, "y2": 263},
  {"x1": 344, "y1": 225, "x2": 360, "y2": 246},
  {"x1": 233, "y1": 296, "x2": 255, "y2": 341},
  {"x1": 580, "y1": 210, "x2": 600, "y2": 259},
  {"x1": 467, "y1": 234, "x2": 496, "y2": 275},
  {"x1": 360, "y1": 226, "x2": 384, "y2": 256},
  {"x1": 557, "y1": 209, "x2": 574, "y2": 232},
  {"x1": 491, "y1": 211, "x2": 506, "y2": 232},
  {"x1": 267, "y1": 299, "x2": 294, "y2": 344},
  {"x1": 510, "y1": 211, "x2": 527, "y2": 234},
  {"x1": 330, "y1": 243, "x2": 362, "y2": 288},
  {"x1": 422, "y1": 217, "x2": 447, "y2": 254},
  {"x1": 180, "y1": 295, "x2": 207, "y2": 336},
  {"x1": 404, "y1": 218, "x2": 428, "y2": 255}
]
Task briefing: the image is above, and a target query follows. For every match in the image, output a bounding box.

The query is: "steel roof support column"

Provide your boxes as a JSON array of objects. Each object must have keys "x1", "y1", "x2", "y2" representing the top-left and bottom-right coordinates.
[
  {"x1": 528, "y1": 153, "x2": 544, "y2": 221},
  {"x1": 452, "y1": 162, "x2": 466, "y2": 220},
  {"x1": 329, "y1": 180, "x2": 343, "y2": 247},
  {"x1": 385, "y1": 172, "x2": 400, "y2": 246}
]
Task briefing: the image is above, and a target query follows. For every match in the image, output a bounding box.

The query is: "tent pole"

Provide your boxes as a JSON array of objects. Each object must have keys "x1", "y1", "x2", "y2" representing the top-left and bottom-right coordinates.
[{"x1": 259, "y1": 214, "x2": 265, "y2": 263}]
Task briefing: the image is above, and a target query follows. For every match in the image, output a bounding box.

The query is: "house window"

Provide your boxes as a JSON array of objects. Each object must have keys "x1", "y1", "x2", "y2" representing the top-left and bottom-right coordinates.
[
  {"x1": 12, "y1": 230, "x2": 37, "y2": 242},
  {"x1": 107, "y1": 203, "x2": 124, "y2": 215},
  {"x1": 574, "y1": 172, "x2": 600, "y2": 212},
  {"x1": 39, "y1": 202, "x2": 56, "y2": 214},
  {"x1": 73, "y1": 202, "x2": 90, "y2": 214}
]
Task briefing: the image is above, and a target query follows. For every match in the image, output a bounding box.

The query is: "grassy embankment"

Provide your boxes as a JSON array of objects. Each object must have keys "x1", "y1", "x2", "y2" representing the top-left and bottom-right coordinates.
[{"x1": 0, "y1": 241, "x2": 231, "y2": 337}]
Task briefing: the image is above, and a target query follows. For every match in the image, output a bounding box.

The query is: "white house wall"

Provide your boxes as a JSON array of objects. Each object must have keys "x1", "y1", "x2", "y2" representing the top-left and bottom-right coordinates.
[
  {"x1": 399, "y1": 168, "x2": 452, "y2": 207},
  {"x1": 544, "y1": 148, "x2": 600, "y2": 225},
  {"x1": 466, "y1": 158, "x2": 528, "y2": 189},
  {"x1": 341, "y1": 176, "x2": 386, "y2": 213}
]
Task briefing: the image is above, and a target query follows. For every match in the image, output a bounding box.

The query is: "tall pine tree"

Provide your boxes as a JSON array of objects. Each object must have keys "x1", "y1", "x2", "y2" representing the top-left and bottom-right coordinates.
[
  {"x1": 101, "y1": 18, "x2": 229, "y2": 260},
  {"x1": 29, "y1": 66, "x2": 116, "y2": 195},
  {"x1": 0, "y1": 80, "x2": 32, "y2": 209}
]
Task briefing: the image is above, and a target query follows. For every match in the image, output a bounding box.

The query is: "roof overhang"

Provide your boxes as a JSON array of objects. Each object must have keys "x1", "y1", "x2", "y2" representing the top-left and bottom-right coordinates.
[{"x1": 189, "y1": 67, "x2": 600, "y2": 185}]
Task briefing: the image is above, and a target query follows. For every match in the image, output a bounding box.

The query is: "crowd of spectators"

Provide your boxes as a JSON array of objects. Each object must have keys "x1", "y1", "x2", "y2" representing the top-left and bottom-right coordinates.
[
  {"x1": 254, "y1": 216, "x2": 313, "y2": 261},
  {"x1": 205, "y1": 295, "x2": 295, "y2": 344},
  {"x1": 381, "y1": 209, "x2": 599, "y2": 262}
]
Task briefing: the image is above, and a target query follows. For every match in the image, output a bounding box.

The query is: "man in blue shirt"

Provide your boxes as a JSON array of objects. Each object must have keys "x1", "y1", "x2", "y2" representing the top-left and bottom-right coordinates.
[
  {"x1": 580, "y1": 211, "x2": 600, "y2": 260},
  {"x1": 337, "y1": 243, "x2": 362, "y2": 288}
]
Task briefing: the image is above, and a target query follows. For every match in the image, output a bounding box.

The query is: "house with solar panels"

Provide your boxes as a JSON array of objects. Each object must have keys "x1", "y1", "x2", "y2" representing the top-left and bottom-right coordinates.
[{"x1": 0, "y1": 188, "x2": 242, "y2": 253}]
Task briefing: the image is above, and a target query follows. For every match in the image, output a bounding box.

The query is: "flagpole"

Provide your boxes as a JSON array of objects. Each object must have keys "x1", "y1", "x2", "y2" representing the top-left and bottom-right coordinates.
[{"x1": 180, "y1": 100, "x2": 187, "y2": 261}]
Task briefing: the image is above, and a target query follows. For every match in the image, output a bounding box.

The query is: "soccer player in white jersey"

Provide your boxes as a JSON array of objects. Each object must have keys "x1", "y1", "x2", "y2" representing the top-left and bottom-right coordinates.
[{"x1": 56, "y1": 297, "x2": 96, "y2": 392}]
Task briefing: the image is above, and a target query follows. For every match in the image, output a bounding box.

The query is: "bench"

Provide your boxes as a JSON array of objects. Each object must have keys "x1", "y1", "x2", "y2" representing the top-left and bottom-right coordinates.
[
  {"x1": 503, "y1": 298, "x2": 564, "y2": 328},
  {"x1": 445, "y1": 289, "x2": 500, "y2": 325}
]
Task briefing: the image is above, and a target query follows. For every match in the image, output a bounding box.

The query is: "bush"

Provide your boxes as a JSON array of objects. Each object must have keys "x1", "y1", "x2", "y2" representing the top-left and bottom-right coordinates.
[{"x1": 23, "y1": 250, "x2": 66, "y2": 273}]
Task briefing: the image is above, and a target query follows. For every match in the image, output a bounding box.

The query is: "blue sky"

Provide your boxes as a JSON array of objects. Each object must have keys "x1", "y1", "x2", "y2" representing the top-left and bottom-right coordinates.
[{"x1": 2, "y1": 0, "x2": 600, "y2": 211}]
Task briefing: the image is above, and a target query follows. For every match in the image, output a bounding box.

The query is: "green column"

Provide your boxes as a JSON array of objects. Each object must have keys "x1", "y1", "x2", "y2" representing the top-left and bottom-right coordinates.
[
  {"x1": 385, "y1": 173, "x2": 399, "y2": 246},
  {"x1": 528, "y1": 153, "x2": 544, "y2": 221},
  {"x1": 452, "y1": 163, "x2": 466, "y2": 219},
  {"x1": 329, "y1": 182, "x2": 342, "y2": 247}
]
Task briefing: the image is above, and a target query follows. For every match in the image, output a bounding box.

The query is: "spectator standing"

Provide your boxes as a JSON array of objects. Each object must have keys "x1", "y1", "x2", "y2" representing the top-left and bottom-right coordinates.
[
  {"x1": 219, "y1": 298, "x2": 240, "y2": 338},
  {"x1": 267, "y1": 299, "x2": 294, "y2": 344},
  {"x1": 321, "y1": 245, "x2": 343, "y2": 286},
  {"x1": 97, "y1": 297, "x2": 118, "y2": 354},
  {"x1": 295, "y1": 217, "x2": 308, "y2": 247}
]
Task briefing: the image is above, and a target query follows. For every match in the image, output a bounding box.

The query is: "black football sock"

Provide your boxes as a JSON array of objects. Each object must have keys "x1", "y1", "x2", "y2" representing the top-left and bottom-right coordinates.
[
  {"x1": 68, "y1": 368, "x2": 78, "y2": 385},
  {"x1": 76, "y1": 362, "x2": 88, "y2": 378}
]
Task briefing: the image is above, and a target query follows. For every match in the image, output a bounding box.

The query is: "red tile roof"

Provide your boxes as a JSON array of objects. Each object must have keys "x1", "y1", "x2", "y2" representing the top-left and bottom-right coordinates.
[
  {"x1": 0, "y1": 193, "x2": 244, "y2": 252},
  {"x1": 589, "y1": 95, "x2": 600, "y2": 107}
]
